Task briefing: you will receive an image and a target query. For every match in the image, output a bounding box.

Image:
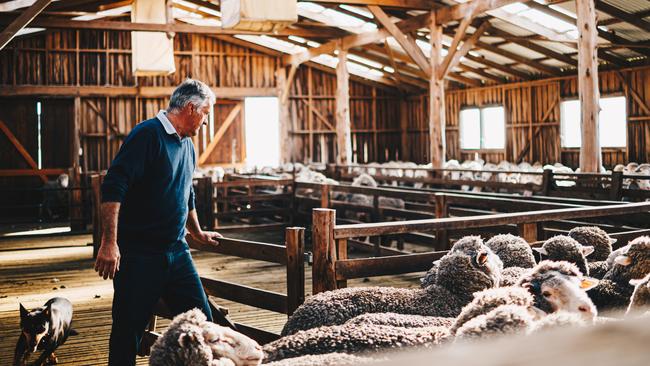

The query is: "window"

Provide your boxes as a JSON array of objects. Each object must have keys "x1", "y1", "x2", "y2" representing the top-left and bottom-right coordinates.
[
  {"x1": 560, "y1": 96, "x2": 627, "y2": 148},
  {"x1": 460, "y1": 106, "x2": 505, "y2": 150},
  {"x1": 244, "y1": 97, "x2": 280, "y2": 167}
]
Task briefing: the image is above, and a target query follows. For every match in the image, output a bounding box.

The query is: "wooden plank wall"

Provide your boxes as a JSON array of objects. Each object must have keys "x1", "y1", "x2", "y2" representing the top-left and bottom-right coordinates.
[
  {"x1": 406, "y1": 67, "x2": 650, "y2": 167},
  {"x1": 287, "y1": 66, "x2": 401, "y2": 164}
]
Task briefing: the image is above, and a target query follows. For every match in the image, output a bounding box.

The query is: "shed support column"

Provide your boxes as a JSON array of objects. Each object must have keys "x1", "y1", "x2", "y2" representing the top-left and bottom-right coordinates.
[
  {"x1": 276, "y1": 68, "x2": 292, "y2": 164},
  {"x1": 336, "y1": 45, "x2": 352, "y2": 165},
  {"x1": 429, "y1": 12, "x2": 445, "y2": 169},
  {"x1": 577, "y1": 0, "x2": 601, "y2": 172}
]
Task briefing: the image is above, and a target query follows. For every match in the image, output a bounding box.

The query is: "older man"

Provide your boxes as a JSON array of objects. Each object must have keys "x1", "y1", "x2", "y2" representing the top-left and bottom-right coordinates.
[{"x1": 95, "y1": 79, "x2": 222, "y2": 366}]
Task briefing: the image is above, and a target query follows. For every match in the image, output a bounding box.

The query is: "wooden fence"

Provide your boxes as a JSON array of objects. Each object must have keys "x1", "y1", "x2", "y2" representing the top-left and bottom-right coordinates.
[
  {"x1": 310, "y1": 201, "x2": 650, "y2": 294},
  {"x1": 327, "y1": 164, "x2": 650, "y2": 201}
]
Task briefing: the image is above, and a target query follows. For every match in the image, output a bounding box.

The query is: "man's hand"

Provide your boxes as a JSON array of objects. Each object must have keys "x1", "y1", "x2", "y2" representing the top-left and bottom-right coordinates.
[
  {"x1": 95, "y1": 239, "x2": 121, "y2": 280},
  {"x1": 192, "y1": 230, "x2": 223, "y2": 246}
]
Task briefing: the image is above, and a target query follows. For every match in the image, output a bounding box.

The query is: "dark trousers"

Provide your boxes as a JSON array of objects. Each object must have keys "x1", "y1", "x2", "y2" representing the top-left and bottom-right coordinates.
[{"x1": 108, "y1": 241, "x2": 212, "y2": 366}]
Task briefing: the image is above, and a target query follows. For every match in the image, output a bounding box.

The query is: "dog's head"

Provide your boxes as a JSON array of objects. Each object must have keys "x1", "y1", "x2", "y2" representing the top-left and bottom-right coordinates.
[{"x1": 19, "y1": 304, "x2": 50, "y2": 353}]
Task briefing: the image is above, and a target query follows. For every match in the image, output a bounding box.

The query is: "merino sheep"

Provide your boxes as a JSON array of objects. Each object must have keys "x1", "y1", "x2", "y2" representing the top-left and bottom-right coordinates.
[
  {"x1": 264, "y1": 324, "x2": 450, "y2": 362},
  {"x1": 501, "y1": 267, "x2": 528, "y2": 287},
  {"x1": 568, "y1": 226, "x2": 615, "y2": 261},
  {"x1": 533, "y1": 235, "x2": 593, "y2": 276},
  {"x1": 486, "y1": 234, "x2": 536, "y2": 269},
  {"x1": 345, "y1": 313, "x2": 454, "y2": 329},
  {"x1": 517, "y1": 261, "x2": 598, "y2": 320},
  {"x1": 627, "y1": 274, "x2": 650, "y2": 315},
  {"x1": 149, "y1": 309, "x2": 263, "y2": 366},
  {"x1": 262, "y1": 353, "x2": 377, "y2": 366},
  {"x1": 420, "y1": 236, "x2": 502, "y2": 288},
  {"x1": 588, "y1": 261, "x2": 610, "y2": 280},
  {"x1": 454, "y1": 304, "x2": 536, "y2": 341},
  {"x1": 282, "y1": 237, "x2": 502, "y2": 336},
  {"x1": 589, "y1": 236, "x2": 650, "y2": 312}
]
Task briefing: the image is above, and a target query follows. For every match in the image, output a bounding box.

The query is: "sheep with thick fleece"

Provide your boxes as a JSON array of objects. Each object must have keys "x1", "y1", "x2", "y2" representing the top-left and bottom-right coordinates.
[
  {"x1": 627, "y1": 273, "x2": 650, "y2": 315},
  {"x1": 283, "y1": 237, "x2": 502, "y2": 336},
  {"x1": 454, "y1": 304, "x2": 536, "y2": 341},
  {"x1": 501, "y1": 267, "x2": 528, "y2": 287},
  {"x1": 263, "y1": 353, "x2": 377, "y2": 366},
  {"x1": 420, "y1": 236, "x2": 502, "y2": 288},
  {"x1": 264, "y1": 323, "x2": 449, "y2": 362},
  {"x1": 345, "y1": 313, "x2": 454, "y2": 328},
  {"x1": 568, "y1": 226, "x2": 615, "y2": 261},
  {"x1": 149, "y1": 309, "x2": 263, "y2": 366},
  {"x1": 486, "y1": 234, "x2": 536, "y2": 269},
  {"x1": 533, "y1": 235, "x2": 593, "y2": 276},
  {"x1": 589, "y1": 236, "x2": 650, "y2": 312}
]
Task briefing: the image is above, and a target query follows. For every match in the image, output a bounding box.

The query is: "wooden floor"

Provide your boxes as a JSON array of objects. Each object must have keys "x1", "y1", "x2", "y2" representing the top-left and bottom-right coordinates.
[{"x1": 0, "y1": 232, "x2": 422, "y2": 365}]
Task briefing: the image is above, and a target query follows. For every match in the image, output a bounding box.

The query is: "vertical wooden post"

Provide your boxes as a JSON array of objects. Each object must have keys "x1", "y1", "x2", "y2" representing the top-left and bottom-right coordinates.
[
  {"x1": 434, "y1": 193, "x2": 449, "y2": 249},
  {"x1": 276, "y1": 68, "x2": 292, "y2": 164},
  {"x1": 576, "y1": 0, "x2": 601, "y2": 172},
  {"x1": 609, "y1": 170, "x2": 623, "y2": 201},
  {"x1": 518, "y1": 222, "x2": 539, "y2": 243},
  {"x1": 400, "y1": 98, "x2": 409, "y2": 161},
  {"x1": 70, "y1": 96, "x2": 84, "y2": 230},
  {"x1": 336, "y1": 44, "x2": 352, "y2": 165},
  {"x1": 312, "y1": 208, "x2": 337, "y2": 294},
  {"x1": 429, "y1": 12, "x2": 446, "y2": 169},
  {"x1": 336, "y1": 238, "x2": 348, "y2": 289},
  {"x1": 91, "y1": 174, "x2": 103, "y2": 258},
  {"x1": 285, "y1": 227, "x2": 305, "y2": 315},
  {"x1": 541, "y1": 168, "x2": 553, "y2": 196},
  {"x1": 320, "y1": 183, "x2": 330, "y2": 208}
]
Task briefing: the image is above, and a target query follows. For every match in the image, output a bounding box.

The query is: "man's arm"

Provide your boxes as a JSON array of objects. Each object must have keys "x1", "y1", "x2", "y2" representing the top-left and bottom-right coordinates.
[
  {"x1": 186, "y1": 208, "x2": 222, "y2": 246},
  {"x1": 94, "y1": 202, "x2": 121, "y2": 280}
]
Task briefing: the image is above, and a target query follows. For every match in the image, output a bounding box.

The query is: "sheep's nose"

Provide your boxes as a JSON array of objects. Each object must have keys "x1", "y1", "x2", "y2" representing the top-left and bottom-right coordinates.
[{"x1": 578, "y1": 305, "x2": 589, "y2": 312}]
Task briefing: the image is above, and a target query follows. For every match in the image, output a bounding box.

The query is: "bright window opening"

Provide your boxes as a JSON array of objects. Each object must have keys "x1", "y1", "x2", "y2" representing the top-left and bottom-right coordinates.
[
  {"x1": 560, "y1": 96, "x2": 627, "y2": 148},
  {"x1": 460, "y1": 106, "x2": 506, "y2": 150},
  {"x1": 244, "y1": 97, "x2": 280, "y2": 168}
]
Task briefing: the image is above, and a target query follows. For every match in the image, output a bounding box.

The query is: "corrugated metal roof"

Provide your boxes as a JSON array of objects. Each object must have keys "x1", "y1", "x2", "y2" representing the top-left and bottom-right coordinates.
[{"x1": 499, "y1": 43, "x2": 547, "y2": 60}]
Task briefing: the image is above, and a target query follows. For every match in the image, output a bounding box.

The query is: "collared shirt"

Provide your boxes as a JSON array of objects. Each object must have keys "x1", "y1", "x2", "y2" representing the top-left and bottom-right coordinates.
[{"x1": 157, "y1": 109, "x2": 181, "y2": 140}]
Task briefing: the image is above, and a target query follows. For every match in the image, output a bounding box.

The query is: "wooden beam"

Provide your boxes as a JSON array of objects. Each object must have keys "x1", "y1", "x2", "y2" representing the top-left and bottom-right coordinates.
[
  {"x1": 515, "y1": 98, "x2": 559, "y2": 163},
  {"x1": 457, "y1": 64, "x2": 506, "y2": 83},
  {"x1": 435, "y1": 0, "x2": 521, "y2": 24},
  {"x1": 594, "y1": 0, "x2": 650, "y2": 34},
  {"x1": 0, "y1": 16, "x2": 345, "y2": 38},
  {"x1": 368, "y1": 5, "x2": 431, "y2": 76},
  {"x1": 198, "y1": 104, "x2": 242, "y2": 165},
  {"x1": 281, "y1": 64, "x2": 297, "y2": 104},
  {"x1": 476, "y1": 41, "x2": 562, "y2": 76},
  {"x1": 429, "y1": 12, "x2": 445, "y2": 169},
  {"x1": 0, "y1": 86, "x2": 278, "y2": 97},
  {"x1": 298, "y1": 98, "x2": 335, "y2": 131},
  {"x1": 0, "y1": 168, "x2": 67, "y2": 177},
  {"x1": 0, "y1": 119, "x2": 47, "y2": 183},
  {"x1": 336, "y1": 46, "x2": 352, "y2": 165},
  {"x1": 465, "y1": 54, "x2": 531, "y2": 79},
  {"x1": 0, "y1": 0, "x2": 52, "y2": 50},
  {"x1": 576, "y1": 0, "x2": 601, "y2": 173},
  {"x1": 614, "y1": 71, "x2": 650, "y2": 116},
  {"x1": 276, "y1": 69, "x2": 291, "y2": 164},
  {"x1": 284, "y1": 12, "x2": 429, "y2": 66},
  {"x1": 485, "y1": 25, "x2": 577, "y2": 67},
  {"x1": 439, "y1": 1, "x2": 484, "y2": 78},
  {"x1": 440, "y1": 20, "x2": 490, "y2": 79},
  {"x1": 311, "y1": 0, "x2": 435, "y2": 9}
]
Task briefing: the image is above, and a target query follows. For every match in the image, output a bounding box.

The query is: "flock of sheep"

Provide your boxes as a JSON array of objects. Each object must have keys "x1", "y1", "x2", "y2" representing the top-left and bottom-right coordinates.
[{"x1": 148, "y1": 226, "x2": 650, "y2": 366}]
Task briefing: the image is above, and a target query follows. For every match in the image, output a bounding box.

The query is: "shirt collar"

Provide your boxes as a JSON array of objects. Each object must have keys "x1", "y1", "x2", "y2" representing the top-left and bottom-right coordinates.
[{"x1": 157, "y1": 110, "x2": 181, "y2": 140}]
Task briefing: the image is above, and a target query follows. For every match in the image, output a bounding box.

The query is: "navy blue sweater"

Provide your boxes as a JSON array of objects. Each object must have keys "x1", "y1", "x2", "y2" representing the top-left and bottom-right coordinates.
[{"x1": 101, "y1": 117, "x2": 196, "y2": 252}]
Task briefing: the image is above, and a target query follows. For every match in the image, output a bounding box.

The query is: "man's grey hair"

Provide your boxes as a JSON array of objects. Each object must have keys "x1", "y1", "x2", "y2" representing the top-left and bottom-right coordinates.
[{"x1": 168, "y1": 79, "x2": 216, "y2": 112}]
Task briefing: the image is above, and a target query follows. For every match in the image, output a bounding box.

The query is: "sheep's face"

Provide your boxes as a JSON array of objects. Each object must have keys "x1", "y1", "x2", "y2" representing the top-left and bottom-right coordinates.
[
  {"x1": 202, "y1": 323, "x2": 263, "y2": 366},
  {"x1": 610, "y1": 238, "x2": 650, "y2": 282},
  {"x1": 474, "y1": 248, "x2": 504, "y2": 288},
  {"x1": 628, "y1": 274, "x2": 650, "y2": 314},
  {"x1": 522, "y1": 270, "x2": 598, "y2": 322},
  {"x1": 534, "y1": 236, "x2": 592, "y2": 275},
  {"x1": 568, "y1": 227, "x2": 614, "y2": 261}
]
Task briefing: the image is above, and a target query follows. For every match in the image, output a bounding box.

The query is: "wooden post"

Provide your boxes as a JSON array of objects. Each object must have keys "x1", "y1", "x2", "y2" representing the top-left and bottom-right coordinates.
[
  {"x1": 336, "y1": 44, "x2": 352, "y2": 165},
  {"x1": 276, "y1": 68, "x2": 292, "y2": 164},
  {"x1": 429, "y1": 12, "x2": 446, "y2": 168},
  {"x1": 576, "y1": 0, "x2": 601, "y2": 172},
  {"x1": 285, "y1": 227, "x2": 305, "y2": 315},
  {"x1": 400, "y1": 98, "x2": 409, "y2": 161},
  {"x1": 434, "y1": 193, "x2": 449, "y2": 249},
  {"x1": 312, "y1": 208, "x2": 337, "y2": 294},
  {"x1": 70, "y1": 96, "x2": 84, "y2": 230},
  {"x1": 336, "y1": 238, "x2": 348, "y2": 289},
  {"x1": 518, "y1": 222, "x2": 539, "y2": 243},
  {"x1": 541, "y1": 168, "x2": 553, "y2": 196},
  {"x1": 91, "y1": 174, "x2": 103, "y2": 258},
  {"x1": 610, "y1": 171, "x2": 623, "y2": 201},
  {"x1": 320, "y1": 183, "x2": 330, "y2": 208}
]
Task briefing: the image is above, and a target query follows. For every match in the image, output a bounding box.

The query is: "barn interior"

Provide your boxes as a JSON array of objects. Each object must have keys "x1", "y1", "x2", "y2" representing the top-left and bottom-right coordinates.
[{"x1": 1, "y1": 0, "x2": 650, "y2": 365}]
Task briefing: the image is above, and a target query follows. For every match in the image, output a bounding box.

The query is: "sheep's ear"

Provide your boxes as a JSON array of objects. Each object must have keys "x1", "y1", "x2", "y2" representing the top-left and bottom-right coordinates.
[
  {"x1": 579, "y1": 277, "x2": 599, "y2": 290},
  {"x1": 528, "y1": 306, "x2": 547, "y2": 320},
  {"x1": 629, "y1": 278, "x2": 644, "y2": 286},
  {"x1": 42, "y1": 306, "x2": 50, "y2": 318},
  {"x1": 476, "y1": 252, "x2": 489, "y2": 266},
  {"x1": 581, "y1": 246, "x2": 595, "y2": 257},
  {"x1": 19, "y1": 304, "x2": 28, "y2": 319},
  {"x1": 178, "y1": 332, "x2": 197, "y2": 347},
  {"x1": 533, "y1": 247, "x2": 547, "y2": 256},
  {"x1": 609, "y1": 238, "x2": 617, "y2": 245},
  {"x1": 614, "y1": 255, "x2": 632, "y2": 266}
]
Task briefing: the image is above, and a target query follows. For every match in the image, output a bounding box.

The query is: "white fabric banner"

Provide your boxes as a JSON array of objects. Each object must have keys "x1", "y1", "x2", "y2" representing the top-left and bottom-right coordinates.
[{"x1": 131, "y1": 0, "x2": 176, "y2": 76}]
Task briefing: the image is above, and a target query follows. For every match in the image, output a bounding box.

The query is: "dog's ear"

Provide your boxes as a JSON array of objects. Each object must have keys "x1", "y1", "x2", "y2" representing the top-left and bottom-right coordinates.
[{"x1": 19, "y1": 304, "x2": 28, "y2": 319}]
